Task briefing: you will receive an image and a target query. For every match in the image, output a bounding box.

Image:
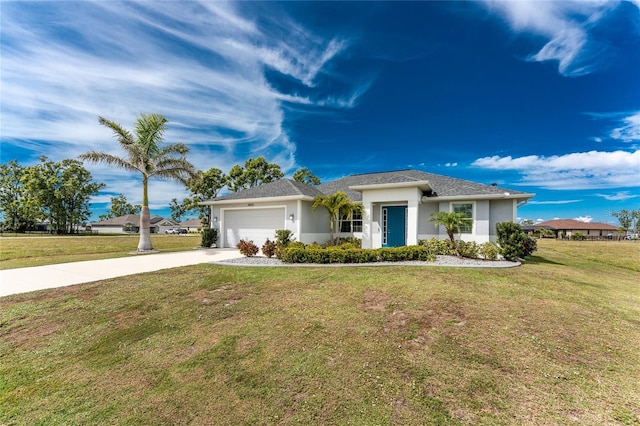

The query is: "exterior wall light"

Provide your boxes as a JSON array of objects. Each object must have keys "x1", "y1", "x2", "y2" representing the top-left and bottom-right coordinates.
[{"x1": 289, "y1": 213, "x2": 294, "y2": 222}]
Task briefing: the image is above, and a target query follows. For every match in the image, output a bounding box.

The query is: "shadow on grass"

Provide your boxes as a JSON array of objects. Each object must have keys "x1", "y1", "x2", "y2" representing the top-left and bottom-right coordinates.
[{"x1": 526, "y1": 255, "x2": 564, "y2": 266}]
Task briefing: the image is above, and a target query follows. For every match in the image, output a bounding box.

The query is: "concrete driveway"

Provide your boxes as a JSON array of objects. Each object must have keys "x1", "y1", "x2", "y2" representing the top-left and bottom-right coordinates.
[{"x1": 0, "y1": 249, "x2": 242, "y2": 297}]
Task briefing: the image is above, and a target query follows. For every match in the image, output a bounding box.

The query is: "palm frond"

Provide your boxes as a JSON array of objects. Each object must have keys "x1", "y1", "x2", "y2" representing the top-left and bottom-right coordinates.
[
  {"x1": 98, "y1": 116, "x2": 135, "y2": 147},
  {"x1": 78, "y1": 151, "x2": 139, "y2": 173}
]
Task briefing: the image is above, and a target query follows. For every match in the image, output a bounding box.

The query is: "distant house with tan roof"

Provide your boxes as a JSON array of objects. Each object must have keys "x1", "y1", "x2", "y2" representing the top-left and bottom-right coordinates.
[
  {"x1": 532, "y1": 219, "x2": 620, "y2": 239},
  {"x1": 87, "y1": 214, "x2": 170, "y2": 234},
  {"x1": 180, "y1": 218, "x2": 204, "y2": 233}
]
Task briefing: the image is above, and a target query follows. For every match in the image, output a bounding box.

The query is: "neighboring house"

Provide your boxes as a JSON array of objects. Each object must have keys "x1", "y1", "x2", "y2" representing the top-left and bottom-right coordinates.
[
  {"x1": 180, "y1": 218, "x2": 204, "y2": 233},
  {"x1": 202, "y1": 169, "x2": 534, "y2": 249},
  {"x1": 156, "y1": 218, "x2": 181, "y2": 234},
  {"x1": 87, "y1": 214, "x2": 163, "y2": 234},
  {"x1": 531, "y1": 219, "x2": 620, "y2": 239}
]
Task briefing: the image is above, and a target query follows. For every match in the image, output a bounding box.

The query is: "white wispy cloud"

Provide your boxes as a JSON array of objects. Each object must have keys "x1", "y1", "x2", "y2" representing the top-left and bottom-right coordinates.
[
  {"x1": 479, "y1": 1, "x2": 634, "y2": 76},
  {"x1": 0, "y1": 1, "x2": 368, "y2": 209},
  {"x1": 611, "y1": 112, "x2": 640, "y2": 142},
  {"x1": 574, "y1": 215, "x2": 593, "y2": 223},
  {"x1": 472, "y1": 150, "x2": 640, "y2": 189},
  {"x1": 595, "y1": 191, "x2": 640, "y2": 201}
]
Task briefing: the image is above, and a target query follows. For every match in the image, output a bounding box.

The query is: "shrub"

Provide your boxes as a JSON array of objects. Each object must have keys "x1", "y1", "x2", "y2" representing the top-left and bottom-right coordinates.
[
  {"x1": 261, "y1": 239, "x2": 277, "y2": 258},
  {"x1": 280, "y1": 245, "x2": 435, "y2": 264},
  {"x1": 275, "y1": 229, "x2": 295, "y2": 247},
  {"x1": 201, "y1": 228, "x2": 218, "y2": 248},
  {"x1": 496, "y1": 222, "x2": 537, "y2": 261},
  {"x1": 456, "y1": 240, "x2": 480, "y2": 259},
  {"x1": 237, "y1": 239, "x2": 259, "y2": 257},
  {"x1": 419, "y1": 238, "x2": 455, "y2": 256},
  {"x1": 479, "y1": 242, "x2": 499, "y2": 261},
  {"x1": 570, "y1": 231, "x2": 586, "y2": 241},
  {"x1": 336, "y1": 237, "x2": 362, "y2": 248},
  {"x1": 274, "y1": 229, "x2": 295, "y2": 259}
]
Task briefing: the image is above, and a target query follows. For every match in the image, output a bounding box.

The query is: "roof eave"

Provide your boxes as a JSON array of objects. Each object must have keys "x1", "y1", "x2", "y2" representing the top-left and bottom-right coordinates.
[
  {"x1": 200, "y1": 195, "x2": 316, "y2": 206},
  {"x1": 421, "y1": 193, "x2": 535, "y2": 202},
  {"x1": 349, "y1": 180, "x2": 432, "y2": 192}
]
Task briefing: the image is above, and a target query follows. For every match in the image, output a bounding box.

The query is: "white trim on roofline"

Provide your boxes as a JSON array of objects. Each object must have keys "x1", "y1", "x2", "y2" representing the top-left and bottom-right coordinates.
[
  {"x1": 349, "y1": 181, "x2": 432, "y2": 192},
  {"x1": 200, "y1": 195, "x2": 316, "y2": 206},
  {"x1": 421, "y1": 193, "x2": 535, "y2": 202}
]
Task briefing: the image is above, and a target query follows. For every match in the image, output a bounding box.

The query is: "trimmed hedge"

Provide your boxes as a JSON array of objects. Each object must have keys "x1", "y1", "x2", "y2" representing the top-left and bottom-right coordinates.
[{"x1": 280, "y1": 245, "x2": 435, "y2": 264}]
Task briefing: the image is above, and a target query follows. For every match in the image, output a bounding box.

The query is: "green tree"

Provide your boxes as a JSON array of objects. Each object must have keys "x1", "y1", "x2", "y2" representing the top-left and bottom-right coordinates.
[
  {"x1": 428, "y1": 211, "x2": 472, "y2": 258},
  {"x1": 0, "y1": 160, "x2": 39, "y2": 231},
  {"x1": 612, "y1": 209, "x2": 633, "y2": 231},
  {"x1": 181, "y1": 167, "x2": 226, "y2": 226},
  {"x1": 312, "y1": 191, "x2": 363, "y2": 246},
  {"x1": 80, "y1": 114, "x2": 195, "y2": 251},
  {"x1": 226, "y1": 157, "x2": 283, "y2": 192},
  {"x1": 22, "y1": 157, "x2": 104, "y2": 234},
  {"x1": 292, "y1": 167, "x2": 321, "y2": 185},
  {"x1": 169, "y1": 198, "x2": 187, "y2": 222},
  {"x1": 99, "y1": 193, "x2": 141, "y2": 221}
]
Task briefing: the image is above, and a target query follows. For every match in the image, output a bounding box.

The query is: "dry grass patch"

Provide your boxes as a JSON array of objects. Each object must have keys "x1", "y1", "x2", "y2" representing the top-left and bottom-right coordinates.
[{"x1": 1, "y1": 240, "x2": 639, "y2": 425}]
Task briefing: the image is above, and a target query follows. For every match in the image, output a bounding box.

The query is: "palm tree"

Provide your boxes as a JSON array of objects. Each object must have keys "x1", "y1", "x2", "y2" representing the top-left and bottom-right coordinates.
[
  {"x1": 428, "y1": 211, "x2": 472, "y2": 258},
  {"x1": 312, "y1": 191, "x2": 363, "y2": 245},
  {"x1": 80, "y1": 114, "x2": 195, "y2": 252}
]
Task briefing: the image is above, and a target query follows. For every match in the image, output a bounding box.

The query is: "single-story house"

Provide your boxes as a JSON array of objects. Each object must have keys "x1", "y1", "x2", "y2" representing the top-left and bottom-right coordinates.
[
  {"x1": 531, "y1": 219, "x2": 620, "y2": 239},
  {"x1": 180, "y1": 218, "x2": 204, "y2": 233},
  {"x1": 87, "y1": 214, "x2": 164, "y2": 234},
  {"x1": 156, "y1": 218, "x2": 181, "y2": 234},
  {"x1": 202, "y1": 169, "x2": 534, "y2": 249}
]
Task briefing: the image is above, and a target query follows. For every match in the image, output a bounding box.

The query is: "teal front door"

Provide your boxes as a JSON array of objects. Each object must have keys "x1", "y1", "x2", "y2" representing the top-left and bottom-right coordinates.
[{"x1": 383, "y1": 206, "x2": 406, "y2": 247}]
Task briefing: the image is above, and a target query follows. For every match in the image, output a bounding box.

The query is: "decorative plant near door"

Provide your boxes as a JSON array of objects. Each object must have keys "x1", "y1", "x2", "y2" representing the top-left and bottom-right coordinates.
[
  {"x1": 428, "y1": 211, "x2": 472, "y2": 258},
  {"x1": 312, "y1": 191, "x2": 363, "y2": 246}
]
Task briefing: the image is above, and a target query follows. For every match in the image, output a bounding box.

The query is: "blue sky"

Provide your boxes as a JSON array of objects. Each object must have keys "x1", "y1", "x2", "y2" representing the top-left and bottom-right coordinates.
[{"x1": 1, "y1": 1, "x2": 639, "y2": 225}]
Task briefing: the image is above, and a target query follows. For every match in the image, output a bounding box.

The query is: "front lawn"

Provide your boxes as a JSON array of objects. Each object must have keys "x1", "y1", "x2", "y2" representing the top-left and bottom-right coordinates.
[
  {"x1": 1, "y1": 240, "x2": 639, "y2": 424},
  {"x1": 0, "y1": 234, "x2": 201, "y2": 270}
]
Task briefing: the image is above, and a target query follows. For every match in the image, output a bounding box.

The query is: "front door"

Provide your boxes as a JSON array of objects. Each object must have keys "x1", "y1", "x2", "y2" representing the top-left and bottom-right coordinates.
[{"x1": 383, "y1": 206, "x2": 406, "y2": 247}]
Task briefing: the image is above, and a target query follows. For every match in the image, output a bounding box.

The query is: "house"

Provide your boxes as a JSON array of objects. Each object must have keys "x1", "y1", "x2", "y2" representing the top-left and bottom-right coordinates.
[
  {"x1": 155, "y1": 218, "x2": 182, "y2": 234},
  {"x1": 202, "y1": 169, "x2": 534, "y2": 249},
  {"x1": 180, "y1": 218, "x2": 204, "y2": 233},
  {"x1": 87, "y1": 214, "x2": 164, "y2": 234},
  {"x1": 531, "y1": 219, "x2": 620, "y2": 240}
]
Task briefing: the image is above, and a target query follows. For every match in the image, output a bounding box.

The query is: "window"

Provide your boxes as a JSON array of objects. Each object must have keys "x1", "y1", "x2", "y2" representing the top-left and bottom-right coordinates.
[
  {"x1": 452, "y1": 203, "x2": 473, "y2": 234},
  {"x1": 339, "y1": 211, "x2": 363, "y2": 233}
]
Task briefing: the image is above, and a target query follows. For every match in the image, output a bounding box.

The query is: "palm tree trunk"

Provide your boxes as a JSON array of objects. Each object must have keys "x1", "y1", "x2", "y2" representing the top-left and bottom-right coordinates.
[{"x1": 138, "y1": 177, "x2": 153, "y2": 251}]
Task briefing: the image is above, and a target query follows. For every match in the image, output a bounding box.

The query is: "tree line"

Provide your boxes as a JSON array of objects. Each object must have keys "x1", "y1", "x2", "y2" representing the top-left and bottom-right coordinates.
[{"x1": 0, "y1": 115, "x2": 320, "y2": 237}]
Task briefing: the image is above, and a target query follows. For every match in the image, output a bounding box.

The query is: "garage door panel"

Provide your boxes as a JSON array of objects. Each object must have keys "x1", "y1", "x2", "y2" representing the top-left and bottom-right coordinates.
[{"x1": 224, "y1": 208, "x2": 285, "y2": 248}]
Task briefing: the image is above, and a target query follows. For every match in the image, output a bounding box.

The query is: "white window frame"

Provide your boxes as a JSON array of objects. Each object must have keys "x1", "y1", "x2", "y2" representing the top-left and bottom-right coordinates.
[{"x1": 450, "y1": 202, "x2": 475, "y2": 234}]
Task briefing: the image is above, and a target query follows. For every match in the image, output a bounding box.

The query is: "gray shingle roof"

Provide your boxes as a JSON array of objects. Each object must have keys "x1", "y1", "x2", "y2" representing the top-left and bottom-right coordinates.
[
  {"x1": 214, "y1": 178, "x2": 324, "y2": 201},
  {"x1": 317, "y1": 169, "x2": 529, "y2": 201},
  {"x1": 211, "y1": 170, "x2": 530, "y2": 202}
]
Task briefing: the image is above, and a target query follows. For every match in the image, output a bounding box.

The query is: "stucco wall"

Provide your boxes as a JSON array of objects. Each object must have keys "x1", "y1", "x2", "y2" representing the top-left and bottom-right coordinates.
[{"x1": 489, "y1": 199, "x2": 516, "y2": 241}]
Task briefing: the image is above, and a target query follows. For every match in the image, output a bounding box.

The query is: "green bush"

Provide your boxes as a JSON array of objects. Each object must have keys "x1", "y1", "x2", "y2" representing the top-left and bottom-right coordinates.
[
  {"x1": 261, "y1": 239, "x2": 277, "y2": 258},
  {"x1": 336, "y1": 237, "x2": 362, "y2": 248},
  {"x1": 570, "y1": 231, "x2": 586, "y2": 241},
  {"x1": 496, "y1": 222, "x2": 537, "y2": 261},
  {"x1": 280, "y1": 245, "x2": 435, "y2": 264},
  {"x1": 479, "y1": 242, "x2": 499, "y2": 261},
  {"x1": 274, "y1": 229, "x2": 295, "y2": 259},
  {"x1": 275, "y1": 229, "x2": 295, "y2": 246},
  {"x1": 201, "y1": 228, "x2": 218, "y2": 248},
  {"x1": 418, "y1": 238, "x2": 455, "y2": 256},
  {"x1": 456, "y1": 241, "x2": 480, "y2": 259},
  {"x1": 237, "y1": 239, "x2": 259, "y2": 257}
]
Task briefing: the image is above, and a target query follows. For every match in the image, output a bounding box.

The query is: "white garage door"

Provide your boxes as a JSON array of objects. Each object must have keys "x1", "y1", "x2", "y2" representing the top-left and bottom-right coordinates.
[{"x1": 223, "y1": 208, "x2": 285, "y2": 248}]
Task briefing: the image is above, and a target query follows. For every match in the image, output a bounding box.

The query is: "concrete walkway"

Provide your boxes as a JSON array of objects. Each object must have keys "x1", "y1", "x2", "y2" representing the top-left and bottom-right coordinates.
[{"x1": 0, "y1": 249, "x2": 242, "y2": 298}]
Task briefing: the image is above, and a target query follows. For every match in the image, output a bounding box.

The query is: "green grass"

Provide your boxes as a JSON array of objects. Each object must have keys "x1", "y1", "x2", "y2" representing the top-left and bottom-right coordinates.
[
  {"x1": 0, "y1": 234, "x2": 201, "y2": 269},
  {"x1": 1, "y1": 240, "x2": 639, "y2": 425}
]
